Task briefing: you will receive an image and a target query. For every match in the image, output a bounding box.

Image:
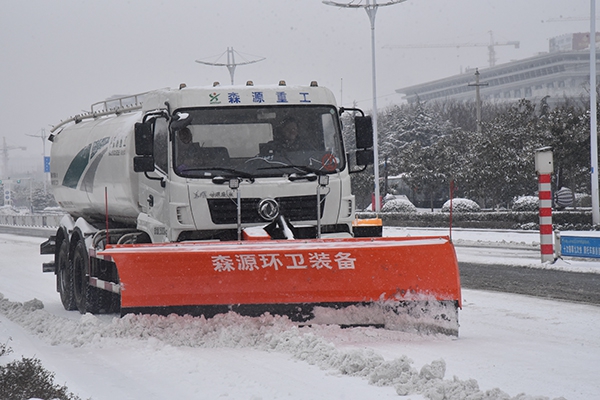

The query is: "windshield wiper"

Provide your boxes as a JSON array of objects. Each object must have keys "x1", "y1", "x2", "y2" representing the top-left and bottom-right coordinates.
[
  {"x1": 258, "y1": 163, "x2": 324, "y2": 174},
  {"x1": 257, "y1": 163, "x2": 328, "y2": 182},
  {"x1": 180, "y1": 167, "x2": 256, "y2": 181}
]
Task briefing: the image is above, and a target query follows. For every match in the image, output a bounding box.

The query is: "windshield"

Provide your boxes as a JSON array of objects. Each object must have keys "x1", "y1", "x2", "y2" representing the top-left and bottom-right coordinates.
[{"x1": 171, "y1": 105, "x2": 345, "y2": 178}]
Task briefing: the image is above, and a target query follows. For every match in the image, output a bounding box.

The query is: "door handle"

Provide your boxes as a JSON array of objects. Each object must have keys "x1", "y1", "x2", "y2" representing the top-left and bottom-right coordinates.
[{"x1": 147, "y1": 194, "x2": 154, "y2": 207}]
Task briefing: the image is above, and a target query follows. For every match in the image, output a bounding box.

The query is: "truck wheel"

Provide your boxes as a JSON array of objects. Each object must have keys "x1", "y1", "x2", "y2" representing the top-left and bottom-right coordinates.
[
  {"x1": 57, "y1": 240, "x2": 77, "y2": 311},
  {"x1": 96, "y1": 262, "x2": 121, "y2": 314},
  {"x1": 72, "y1": 238, "x2": 100, "y2": 314}
]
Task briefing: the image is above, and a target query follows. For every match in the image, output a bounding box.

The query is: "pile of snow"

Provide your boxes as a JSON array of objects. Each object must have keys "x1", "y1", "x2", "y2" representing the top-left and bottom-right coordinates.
[{"x1": 0, "y1": 293, "x2": 566, "y2": 400}]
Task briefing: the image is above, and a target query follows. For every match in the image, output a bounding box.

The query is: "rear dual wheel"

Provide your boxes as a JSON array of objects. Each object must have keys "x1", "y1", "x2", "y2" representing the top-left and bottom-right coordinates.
[
  {"x1": 57, "y1": 233, "x2": 121, "y2": 314},
  {"x1": 57, "y1": 240, "x2": 76, "y2": 311},
  {"x1": 72, "y1": 236, "x2": 121, "y2": 314},
  {"x1": 72, "y1": 237, "x2": 101, "y2": 314}
]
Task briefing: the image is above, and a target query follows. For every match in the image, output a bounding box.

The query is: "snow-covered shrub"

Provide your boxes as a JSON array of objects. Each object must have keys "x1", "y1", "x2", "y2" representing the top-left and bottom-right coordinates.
[
  {"x1": 576, "y1": 194, "x2": 591, "y2": 207},
  {"x1": 441, "y1": 198, "x2": 480, "y2": 213},
  {"x1": 0, "y1": 342, "x2": 81, "y2": 400},
  {"x1": 512, "y1": 196, "x2": 538, "y2": 212},
  {"x1": 381, "y1": 197, "x2": 417, "y2": 213},
  {"x1": 518, "y1": 222, "x2": 539, "y2": 230}
]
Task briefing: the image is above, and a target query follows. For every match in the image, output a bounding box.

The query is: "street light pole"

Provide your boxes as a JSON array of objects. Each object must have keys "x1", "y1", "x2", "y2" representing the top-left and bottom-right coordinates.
[
  {"x1": 323, "y1": 0, "x2": 406, "y2": 213},
  {"x1": 591, "y1": 0, "x2": 600, "y2": 224},
  {"x1": 366, "y1": 3, "x2": 383, "y2": 213}
]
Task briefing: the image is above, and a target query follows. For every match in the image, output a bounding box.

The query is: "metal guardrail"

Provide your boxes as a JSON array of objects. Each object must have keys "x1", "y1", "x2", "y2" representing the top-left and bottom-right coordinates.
[
  {"x1": 0, "y1": 214, "x2": 63, "y2": 238},
  {"x1": 0, "y1": 214, "x2": 63, "y2": 228}
]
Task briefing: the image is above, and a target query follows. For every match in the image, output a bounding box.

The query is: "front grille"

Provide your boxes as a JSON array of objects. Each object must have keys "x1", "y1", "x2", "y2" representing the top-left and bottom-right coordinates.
[{"x1": 208, "y1": 195, "x2": 325, "y2": 224}]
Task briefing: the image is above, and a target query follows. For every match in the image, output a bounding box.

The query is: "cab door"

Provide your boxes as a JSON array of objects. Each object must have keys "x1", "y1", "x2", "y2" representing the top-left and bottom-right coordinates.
[{"x1": 137, "y1": 117, "x2": 170, "y2": 241}]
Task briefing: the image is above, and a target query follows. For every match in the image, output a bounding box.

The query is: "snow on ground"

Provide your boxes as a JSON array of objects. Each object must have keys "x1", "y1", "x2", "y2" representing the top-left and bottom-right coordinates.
[
  {"x1": 387, "y1": 227, "x2": 600, "y2": 274},
  {"x1": 1, "y1": 232, "x2": 599, "y2": 399}
]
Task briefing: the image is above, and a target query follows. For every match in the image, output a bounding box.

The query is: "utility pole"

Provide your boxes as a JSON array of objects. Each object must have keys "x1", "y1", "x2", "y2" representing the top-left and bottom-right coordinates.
[
  {"x1": 1, "y1": 137, "x2": 26, "y2": 179},
  {"x1": 468, "y1": 68, "x2": 488, "y2": 133},
  {"x1": 196, "y1": 47, "x2": 265, "y2": 85},
  {"x1": 26, "y1": 128, "x2": 48, "y2": 195},
  {"x1": 590, "y1": 0, "x2": 600, "y2": 224},
  {"x1": 323, "y1": 0, "x2": 407, "y2": 213}
]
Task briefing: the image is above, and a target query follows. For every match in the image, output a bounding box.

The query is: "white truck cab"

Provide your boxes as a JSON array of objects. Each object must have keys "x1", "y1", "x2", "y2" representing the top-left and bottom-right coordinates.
[{"x1": 133, "y1": 82, "x2": 373, "y2": 242}]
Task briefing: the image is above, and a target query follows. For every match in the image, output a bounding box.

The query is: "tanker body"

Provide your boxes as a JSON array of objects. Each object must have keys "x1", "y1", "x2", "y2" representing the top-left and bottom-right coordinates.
[
  {"x1": 50, "y1": 112, "x2": 141, "y2": 226},
  {"x1": 40, "y1": 81, "x2": 461, "y2": 335}
]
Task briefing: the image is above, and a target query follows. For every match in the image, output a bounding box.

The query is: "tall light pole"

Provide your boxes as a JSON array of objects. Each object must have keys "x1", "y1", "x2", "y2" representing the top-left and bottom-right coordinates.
[
  {"x1": 591, "y1": 0, "x2": 599, "y2": 224},
  {"x1": 323, "y1": 0, "x2": 407, "y2": 213}
]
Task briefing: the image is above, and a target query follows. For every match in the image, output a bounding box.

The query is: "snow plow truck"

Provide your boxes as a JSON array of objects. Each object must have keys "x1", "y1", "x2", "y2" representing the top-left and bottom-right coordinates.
[{"x1": 40, "y1": 81, "x2": 461, "y2": 334}]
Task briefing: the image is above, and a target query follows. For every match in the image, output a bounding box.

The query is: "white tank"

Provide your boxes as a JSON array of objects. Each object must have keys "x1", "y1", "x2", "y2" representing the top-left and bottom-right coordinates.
[{"x1": 50, "y1": 112, "x2": 141, "y2": 226}]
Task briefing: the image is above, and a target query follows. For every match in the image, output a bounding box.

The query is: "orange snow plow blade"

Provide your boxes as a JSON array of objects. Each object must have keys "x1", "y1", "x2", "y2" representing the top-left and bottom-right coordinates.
[{"x1": 99, "y1": 236, "x2": 461, "y2": 332}]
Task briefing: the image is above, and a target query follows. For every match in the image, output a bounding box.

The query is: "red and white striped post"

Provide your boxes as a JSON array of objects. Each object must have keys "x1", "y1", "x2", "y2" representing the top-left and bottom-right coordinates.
[
  {"x1": 535, "y1": 147, "x2": 554, "y2": 262},
  {"x1": 537, "y1": 173, "x2": 554, "y2": 261}
]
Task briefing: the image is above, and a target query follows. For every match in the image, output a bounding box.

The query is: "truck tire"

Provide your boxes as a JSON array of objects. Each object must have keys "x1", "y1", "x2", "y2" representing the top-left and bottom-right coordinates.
[
  {"x1": 96, "y1": 262, "x2": 121, "y2": 314},
  {"x1": 57, "y1": 240, "x2": 77, "y2": 311},
  {"x1": 72, "y1": 237, "x2": 101, "y2": 314}
]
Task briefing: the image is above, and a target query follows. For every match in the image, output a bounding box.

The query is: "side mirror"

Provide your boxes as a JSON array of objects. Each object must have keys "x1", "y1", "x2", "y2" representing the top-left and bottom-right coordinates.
[
  {"x1": 135, "y1": 122, "x2": 154, "y2": 156},
  {"x1": 133, "y1": 155, "x2": 155, "y2": 173},
  {"x1": 356, "y1": 149, "x2": 374, "y2": 166},
  {"x1": 354, "y1": 116, "x2": 373, "y2": 149}
]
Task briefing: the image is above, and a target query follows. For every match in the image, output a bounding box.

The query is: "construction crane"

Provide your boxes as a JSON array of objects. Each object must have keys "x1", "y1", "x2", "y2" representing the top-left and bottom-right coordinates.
[
  {"x1": 542, "y1": 16, "x2": 598, "y2": 23},
  {"x1": 1, "y1": 137, "x2": 26, "y2": 179},
  {"x1": 383, "y1": 31, "x2": 519, "y2": 68}
]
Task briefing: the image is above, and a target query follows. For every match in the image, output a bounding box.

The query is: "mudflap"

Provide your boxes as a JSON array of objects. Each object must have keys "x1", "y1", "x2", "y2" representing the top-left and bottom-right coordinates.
[{"x1": 99, "y1": 236, "x2": 462, "y2": 334}]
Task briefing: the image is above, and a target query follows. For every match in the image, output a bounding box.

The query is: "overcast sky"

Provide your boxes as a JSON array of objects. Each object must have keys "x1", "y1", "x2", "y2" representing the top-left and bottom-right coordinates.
[{"x1": 0, "y1": 0, "x2": 592, "y2": 174}]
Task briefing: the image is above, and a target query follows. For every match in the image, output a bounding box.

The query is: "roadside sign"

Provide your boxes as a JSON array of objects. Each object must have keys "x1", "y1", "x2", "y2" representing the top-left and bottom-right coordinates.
[
  {"x1": 44, "y1": 156, "x2": 51, "y2": 173},
  {"x1": 560, "y1": 234, "x2": 600, "y2": 258}
]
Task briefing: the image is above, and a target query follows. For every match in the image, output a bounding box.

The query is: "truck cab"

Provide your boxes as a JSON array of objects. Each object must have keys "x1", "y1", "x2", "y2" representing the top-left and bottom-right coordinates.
[{"x1": 133, "y1": 82, "x2": 372, "y2": 242}]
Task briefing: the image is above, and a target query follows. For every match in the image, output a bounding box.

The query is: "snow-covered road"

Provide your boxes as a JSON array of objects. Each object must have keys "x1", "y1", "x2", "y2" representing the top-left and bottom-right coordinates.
[{"x1": 1, "y1": 232, "x2": 599, "y2": 399}]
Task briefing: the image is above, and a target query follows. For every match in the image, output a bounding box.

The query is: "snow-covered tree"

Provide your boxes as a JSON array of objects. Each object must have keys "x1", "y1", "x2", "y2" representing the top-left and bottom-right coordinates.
[
  {"x1": 473, "y1": 99, "x2": 540, "y2": 207},
  {"x1": 347, "y1": 95, "x2": 596, "y2": 212},
  {"x1": 32, "y1": 187, "x2": 58, "y2": 212},
  {"x1": 2, "y1": 180, "x2": 57, "y2": 212},
  {"x1": 378, "y1": 102, "x2": 454, "y2": 209},
  {"x1": 536, "y1": 98, "x2": 590, "y2": 193}
]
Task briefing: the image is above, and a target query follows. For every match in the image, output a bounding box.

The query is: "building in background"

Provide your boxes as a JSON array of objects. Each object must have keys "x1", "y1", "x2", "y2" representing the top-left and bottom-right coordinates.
[{"x1": 396, "y1": 33, "x2": 600, "y2": 107}]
